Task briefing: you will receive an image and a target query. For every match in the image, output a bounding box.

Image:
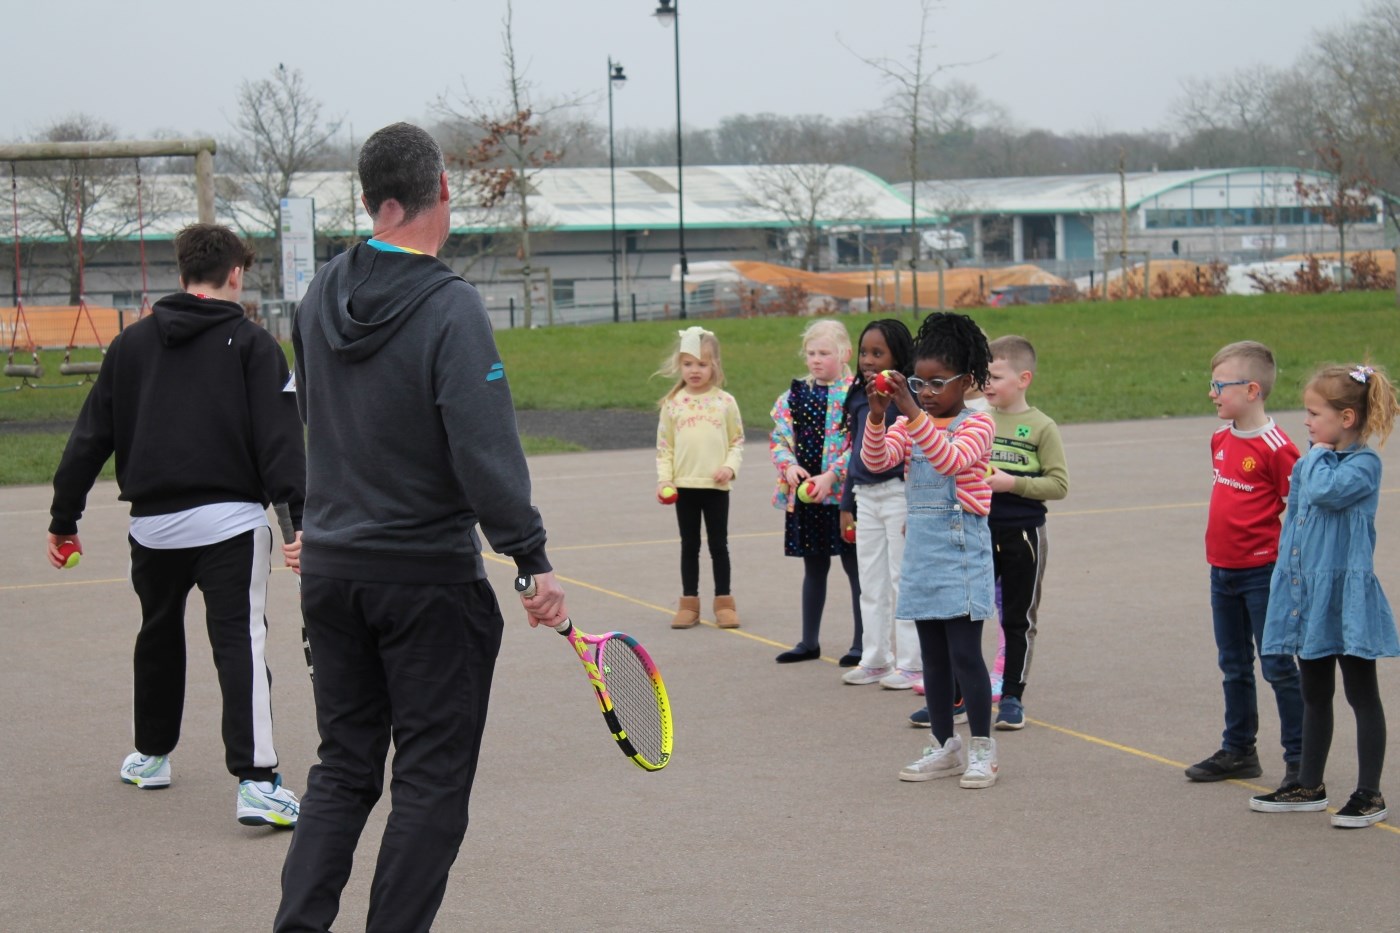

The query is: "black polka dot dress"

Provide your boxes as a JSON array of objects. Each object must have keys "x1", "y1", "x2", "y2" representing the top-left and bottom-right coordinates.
[{"x1": 783, "y1": 380, "x2": 851, "y2": 558}]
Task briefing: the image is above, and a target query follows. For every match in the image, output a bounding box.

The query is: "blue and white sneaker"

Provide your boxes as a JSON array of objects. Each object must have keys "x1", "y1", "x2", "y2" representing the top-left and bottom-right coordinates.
[
  {"x1": 995, "y1": 696, "x2": 1026, "y2": 730},
  {"x1": 909, "y1": 706, "x2": 929, "y2": 728},
  {"x1": 237, "y1": 774, "x2": 300, "y2": 828},
  {"x1": 120, "y1": 752, "x2": 171, "y2": 789}
]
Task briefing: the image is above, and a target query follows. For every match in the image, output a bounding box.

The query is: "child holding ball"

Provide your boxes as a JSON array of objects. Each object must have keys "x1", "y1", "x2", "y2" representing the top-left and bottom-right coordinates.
[
  {"x1": 770, "y1": 319, "x2": 862, "y2": 664},
  {"x1": 656, "y1": 326, "x2": 745, "y2": 629}
]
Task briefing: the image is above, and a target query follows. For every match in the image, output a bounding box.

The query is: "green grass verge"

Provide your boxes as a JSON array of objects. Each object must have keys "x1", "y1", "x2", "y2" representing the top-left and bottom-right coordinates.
[
  {"x1": 3, "y1": 293, "x2": 1395, "y2": 485},
  {"x1": 0, "y1": 432, "x2": 115, "y2": 487},
  {"x1": 495, "y1": 292, "x2": 1397, "y2": 426},
  {"x1": 0, "y1": 430, "x2": 579, "y2": 486}
]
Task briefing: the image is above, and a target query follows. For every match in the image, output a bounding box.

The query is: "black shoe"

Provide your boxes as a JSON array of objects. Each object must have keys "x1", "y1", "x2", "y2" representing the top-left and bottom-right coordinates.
[
  {"x1": 776, "y1": 645, "x2": 821, "y2": 663},
  {"x1": 1332, "y1": 789, "x2": 1388, "y2": 828},
  {"x1": 1185, "y1": 748, "x2": 1263, "y2": 782},
  {"x1": 1250, "y1": 783, "x2": 1327, "y2": 812},
  {"x1": 838, "y1": 652, "x2": 861, "y2": 667}
]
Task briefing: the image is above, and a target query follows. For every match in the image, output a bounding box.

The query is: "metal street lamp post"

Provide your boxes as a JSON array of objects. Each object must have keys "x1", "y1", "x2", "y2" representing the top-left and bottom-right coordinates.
[
  {"x1": 654, "y1": 0, "x2": 687, "y2": 319},
  {"x1": 608, "y1": 59, "x2": 627, "y2": 323}
]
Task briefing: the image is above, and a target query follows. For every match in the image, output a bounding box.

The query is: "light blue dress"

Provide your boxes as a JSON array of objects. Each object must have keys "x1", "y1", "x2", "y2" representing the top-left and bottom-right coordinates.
[
  {"x1": 1262, "y1": 444, "x2": 1398, "y2": 660},
  {"x1": 895, "y1": 411, "x2": 996, "y2": 622}
]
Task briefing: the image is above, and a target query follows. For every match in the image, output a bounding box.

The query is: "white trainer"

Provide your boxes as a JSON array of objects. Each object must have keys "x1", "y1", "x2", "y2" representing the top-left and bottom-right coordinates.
[
  {"x1": 237, "y1": 774, "x2": 300, "y2": 828},
  {"x1": 842, "y1": 665, "x2": 890, "y2": 685},
  {"x1": 879, "y1": 669, "x2": 923, "y2": 690},
  {"x1": 899, "y1": 735, "x2": 966, "y2": 782},
  {"x1": 960, "y1": 736, "x2": 999, "y2": 788},
  {"x1": 120, "y1": 752, "x2": 171, "y2": 789}
]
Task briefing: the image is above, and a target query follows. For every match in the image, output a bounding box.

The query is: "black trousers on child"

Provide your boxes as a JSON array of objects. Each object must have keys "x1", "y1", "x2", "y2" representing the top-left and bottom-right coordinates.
[
  {"x1": 127, "y1": 526, "x2": 278, "y2": 783},
  {"x1": 992, "y1": 523, "x2": 1047, "y2": 701},
  {"x1": 275, "y1": 575, "x2": 504, "y2": 933},
  {"x1": 675, "y1": 487, "x2": 731, "y2": 596}
]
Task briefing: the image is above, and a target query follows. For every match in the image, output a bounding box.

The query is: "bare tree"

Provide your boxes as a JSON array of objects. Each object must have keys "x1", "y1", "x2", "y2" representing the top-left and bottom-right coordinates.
[
  {"x1": 436, "y1": 0, "x2": 587, "y2": 328},
  {"x1": 1295, "y1": 129, "x2": 1379, "y2": 289},
  {"x1": 1169, "y1": 66, "x2": 1295, "y2": 166},
  {"x1": 220, "y1": 64, "x2": 343, "y2": 294},
  {"x1": 843, "y1": 0, "x2": 976, "y2": 313},
  {"x1": 745, "y1": 164, "x2": 874, "y2": 270}
]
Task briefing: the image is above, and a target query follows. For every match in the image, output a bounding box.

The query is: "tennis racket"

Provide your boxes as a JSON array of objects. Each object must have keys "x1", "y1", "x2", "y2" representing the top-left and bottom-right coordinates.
[
  {"x1": 515, "y1": 574, "x2": 673, "y2": 771},
  {"x1": 272, "y1": 504, "x2": 314, "y2": 682}
]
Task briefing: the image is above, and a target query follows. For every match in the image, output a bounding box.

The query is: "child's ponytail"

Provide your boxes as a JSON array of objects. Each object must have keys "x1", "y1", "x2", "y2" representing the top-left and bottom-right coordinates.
[{"x1": 1356, "y1": 365, "x2": 1398, "y2": 448}]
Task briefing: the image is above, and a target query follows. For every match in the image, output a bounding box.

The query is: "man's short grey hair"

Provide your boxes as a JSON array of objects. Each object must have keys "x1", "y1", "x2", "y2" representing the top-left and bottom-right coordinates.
[{"x1": 358, "y1": 122, "x2": 445, "y2": 221}]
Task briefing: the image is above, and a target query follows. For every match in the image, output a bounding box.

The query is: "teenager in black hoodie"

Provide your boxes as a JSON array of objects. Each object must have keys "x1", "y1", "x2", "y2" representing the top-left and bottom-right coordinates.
[
  {"x1": 47, "y1": 224, "x2": 306, "y2": 827},
  {"x1": 274, "y1": 122, "x2": 570, "y2": 933}
]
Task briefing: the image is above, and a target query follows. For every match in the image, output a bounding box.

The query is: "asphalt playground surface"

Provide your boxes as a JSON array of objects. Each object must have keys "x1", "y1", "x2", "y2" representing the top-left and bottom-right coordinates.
[{"x1": 3, "y1": 411, "x2": 1399, "y2": 932}]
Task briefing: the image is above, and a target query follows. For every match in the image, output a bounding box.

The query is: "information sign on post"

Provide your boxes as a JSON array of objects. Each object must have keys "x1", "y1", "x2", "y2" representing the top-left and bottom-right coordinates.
[{"x1": 280, "y1": 197, "x2": 316, "y2": 301}]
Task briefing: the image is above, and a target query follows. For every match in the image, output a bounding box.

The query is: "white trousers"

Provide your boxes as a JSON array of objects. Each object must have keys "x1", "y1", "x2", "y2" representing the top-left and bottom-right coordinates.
[{"x1": 853, "y1": 479, "x2": 919, "y2": 671}]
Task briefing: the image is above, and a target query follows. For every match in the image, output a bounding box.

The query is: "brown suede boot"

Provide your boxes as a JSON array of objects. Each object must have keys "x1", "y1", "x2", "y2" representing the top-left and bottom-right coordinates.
[
  {"x1": 671, "y1": 596, "x2": 701, "y2": 629},
  {"x1": 713, "y1": 595, "x2": 740, "y2": 629}
]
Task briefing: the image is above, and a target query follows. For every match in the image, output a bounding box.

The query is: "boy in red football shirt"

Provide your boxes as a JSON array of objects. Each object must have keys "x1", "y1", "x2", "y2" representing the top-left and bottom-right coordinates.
[{"x1": 1186, "y1": 341, "x2": 1303, "y2": 784}]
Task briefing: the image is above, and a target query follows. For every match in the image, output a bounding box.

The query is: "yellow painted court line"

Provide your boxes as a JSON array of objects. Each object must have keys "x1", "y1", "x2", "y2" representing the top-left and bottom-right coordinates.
[
  {"x1": 0, "y1": 564, "x2": 297, "y2": 594},
  {"x1": 13, "y1": 539, "x2": 1400, "y2": 834},
  {"x1": 1052, "y1": 487, "x2": 1395, "y2": 520},
  {"x1": 546, "y1": 530, "x2": 779, "y2": 552},
  {"x1": 1030, "y1": 719, "x2": 1399, "y2": 834},
  {"x1": 488, "y1": 552, "x2": 1400, "y2": 837}
]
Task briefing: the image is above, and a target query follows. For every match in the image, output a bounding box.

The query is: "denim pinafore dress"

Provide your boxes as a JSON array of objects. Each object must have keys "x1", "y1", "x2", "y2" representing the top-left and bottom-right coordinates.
[{"x1": 894, "y1": 410, "x2": 996, "y2": 623}]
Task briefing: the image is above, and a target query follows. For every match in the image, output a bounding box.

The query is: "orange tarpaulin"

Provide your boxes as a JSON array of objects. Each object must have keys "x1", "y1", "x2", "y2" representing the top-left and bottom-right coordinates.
[
  {"x1": 2, "y1": 305, "x2": 122, "y2": 349},
  {"x1": 727, "y1": 261, "x2": 1069, "y2": 305}
]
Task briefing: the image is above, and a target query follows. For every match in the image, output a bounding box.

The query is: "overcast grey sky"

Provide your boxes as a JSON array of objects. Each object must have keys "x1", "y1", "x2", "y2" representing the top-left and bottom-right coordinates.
[{"x1": 6, "y1": 0, "x2": 1375, "y2": 145}]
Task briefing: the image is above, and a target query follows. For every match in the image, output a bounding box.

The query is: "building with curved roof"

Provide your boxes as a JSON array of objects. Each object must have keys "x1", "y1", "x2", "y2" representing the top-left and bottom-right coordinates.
[{"x1": 899, "y1": 168, "x2": 1389, "y2": 274}]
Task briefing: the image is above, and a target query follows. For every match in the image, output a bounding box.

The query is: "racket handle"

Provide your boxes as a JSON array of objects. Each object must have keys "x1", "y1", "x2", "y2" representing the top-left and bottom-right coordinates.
[
  {"x1": 514, "y1": 574, "x2": 573, "y2": 634},
  {"x1": 272, "y1": 503, "x2": 296, "y2": 545}
]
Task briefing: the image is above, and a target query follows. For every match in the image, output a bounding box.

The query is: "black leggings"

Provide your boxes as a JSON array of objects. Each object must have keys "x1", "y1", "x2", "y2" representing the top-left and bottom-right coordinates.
[
  {"x1": 675, "y1": 488, "x2": 730, "y2": 596},
  {"x1": 1297, "y1": 655, "x2": 1387, "y2": 793},
  {"x1": 797, "y1": 552, "x2": 862, "y2": 655},
  {"x1": 917, "y1": 615, "x2": 992, "y2": 742}
]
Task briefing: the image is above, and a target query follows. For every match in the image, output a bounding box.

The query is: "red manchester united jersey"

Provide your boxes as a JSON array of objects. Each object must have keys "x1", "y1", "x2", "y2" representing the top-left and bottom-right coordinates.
[{"x1": 1206, "y1": 419, "x2": 1300, "y2": 569}]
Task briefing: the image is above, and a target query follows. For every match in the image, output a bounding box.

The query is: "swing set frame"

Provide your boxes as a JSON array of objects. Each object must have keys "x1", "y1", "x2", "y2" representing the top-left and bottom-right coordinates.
[{"x1": 2, "y1": 138, "x2": 216, "y2": 391}]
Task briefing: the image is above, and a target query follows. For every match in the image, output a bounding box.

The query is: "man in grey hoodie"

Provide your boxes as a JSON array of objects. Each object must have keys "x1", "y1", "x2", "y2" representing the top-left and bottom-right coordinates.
[{"x1": 275, "y1": 122, "x2": 569, "y2": 933}]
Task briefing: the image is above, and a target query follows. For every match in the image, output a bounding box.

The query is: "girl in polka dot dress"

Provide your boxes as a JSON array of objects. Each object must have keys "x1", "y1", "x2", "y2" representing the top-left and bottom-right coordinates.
[{"x1": 769, "y1": 319, "x2": 862, "y2": 664}]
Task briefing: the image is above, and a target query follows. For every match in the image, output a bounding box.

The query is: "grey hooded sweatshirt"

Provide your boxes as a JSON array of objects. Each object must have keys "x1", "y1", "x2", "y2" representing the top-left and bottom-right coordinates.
[{"x1": 293, "y1": 242, "x2": 550, "y2": 584}]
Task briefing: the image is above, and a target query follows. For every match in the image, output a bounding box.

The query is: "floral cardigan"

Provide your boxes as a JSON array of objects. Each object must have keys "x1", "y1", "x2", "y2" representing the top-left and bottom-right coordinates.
[{"x1": 768, "y1": 374, "x2": 854, "y2": 510}]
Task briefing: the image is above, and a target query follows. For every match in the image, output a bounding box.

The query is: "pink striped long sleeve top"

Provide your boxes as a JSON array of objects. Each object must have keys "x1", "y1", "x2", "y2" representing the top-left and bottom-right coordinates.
[{"x1": 860, "y1": 410, "x2": 996, "y2": 515}]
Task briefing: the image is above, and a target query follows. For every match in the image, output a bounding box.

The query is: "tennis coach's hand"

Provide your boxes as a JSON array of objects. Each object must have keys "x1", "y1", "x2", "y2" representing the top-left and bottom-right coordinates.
[{"x1": 519, "y1": 570, "x2": 569, "y2": 628}]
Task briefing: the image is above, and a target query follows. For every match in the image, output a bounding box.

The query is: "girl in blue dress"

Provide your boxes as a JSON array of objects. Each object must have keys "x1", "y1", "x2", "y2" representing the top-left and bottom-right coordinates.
[{"x1": 1251, "y1": 363, "x2": 1400, "y2": 828}]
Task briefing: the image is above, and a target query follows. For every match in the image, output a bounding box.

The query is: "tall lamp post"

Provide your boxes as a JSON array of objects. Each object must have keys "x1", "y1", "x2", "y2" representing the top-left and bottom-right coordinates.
[
  {"x1": 654, "y1": 0, "x2": 687, "y2": 319},
  {"x1": 608, "y1": 59, "x2": 627, "y2": 323}
]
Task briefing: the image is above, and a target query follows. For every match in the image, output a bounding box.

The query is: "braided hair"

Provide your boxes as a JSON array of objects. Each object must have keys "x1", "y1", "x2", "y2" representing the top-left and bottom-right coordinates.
[
  {"x1": 843, "y1": 318, "x2": 914, "y2": 435},
  {"x1": 913, "y1": 312, "x2": 991, "y2": 390}
]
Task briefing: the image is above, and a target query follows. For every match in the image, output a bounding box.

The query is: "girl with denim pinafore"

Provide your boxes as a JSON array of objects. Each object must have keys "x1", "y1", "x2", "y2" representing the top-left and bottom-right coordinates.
[
  {"x1": 861, "y1": 313, "x2": 1001, "y2": 788},
  {"x1": 1250, "y1": 363, "x2": 1399, "y2": 829}
]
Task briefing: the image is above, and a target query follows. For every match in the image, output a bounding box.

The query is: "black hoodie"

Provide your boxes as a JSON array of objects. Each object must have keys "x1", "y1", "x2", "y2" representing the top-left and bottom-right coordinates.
[
  {"x1": 49, "y1": 292, "x2": 307, "y2": 535},
  {"x1": 292, "y1": 243, "x2": 550, "y2": 584}
]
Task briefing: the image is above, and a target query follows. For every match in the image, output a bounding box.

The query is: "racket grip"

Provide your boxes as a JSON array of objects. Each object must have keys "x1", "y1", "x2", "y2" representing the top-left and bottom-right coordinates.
[
  {"x1": 272, "y1": 503, "x2": 296, "y2": 545},
  {"x1": 514, "y1": 574, "x2": 573, "y2": 634}
]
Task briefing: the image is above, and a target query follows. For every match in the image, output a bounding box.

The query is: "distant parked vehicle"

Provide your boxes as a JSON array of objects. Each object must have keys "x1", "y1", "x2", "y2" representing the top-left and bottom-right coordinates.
[{"x1": 987, "y1": 284, "x2": 1074, "y2": 307}]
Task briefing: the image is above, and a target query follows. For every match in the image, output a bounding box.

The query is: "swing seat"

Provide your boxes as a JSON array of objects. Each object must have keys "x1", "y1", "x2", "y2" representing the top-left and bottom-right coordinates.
[
  {"x1": 4, "y1": 363, "x2": 43, "y2": 378},
  {"x1": 59, "y1": 360, "x2": 102, "y2": 376}
]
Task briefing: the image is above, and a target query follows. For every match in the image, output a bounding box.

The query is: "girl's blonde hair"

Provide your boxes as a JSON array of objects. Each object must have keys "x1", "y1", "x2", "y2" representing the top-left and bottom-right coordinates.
[
  {"x1": 1307, "y1": 363, "x2": 1399, "y2": 448},
  {"x1": 656, "y1": 326, "x2": 725, "y2": 404},
  {"x1": 798, "y1": 318, "x2": 852, "y2": 384}
]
